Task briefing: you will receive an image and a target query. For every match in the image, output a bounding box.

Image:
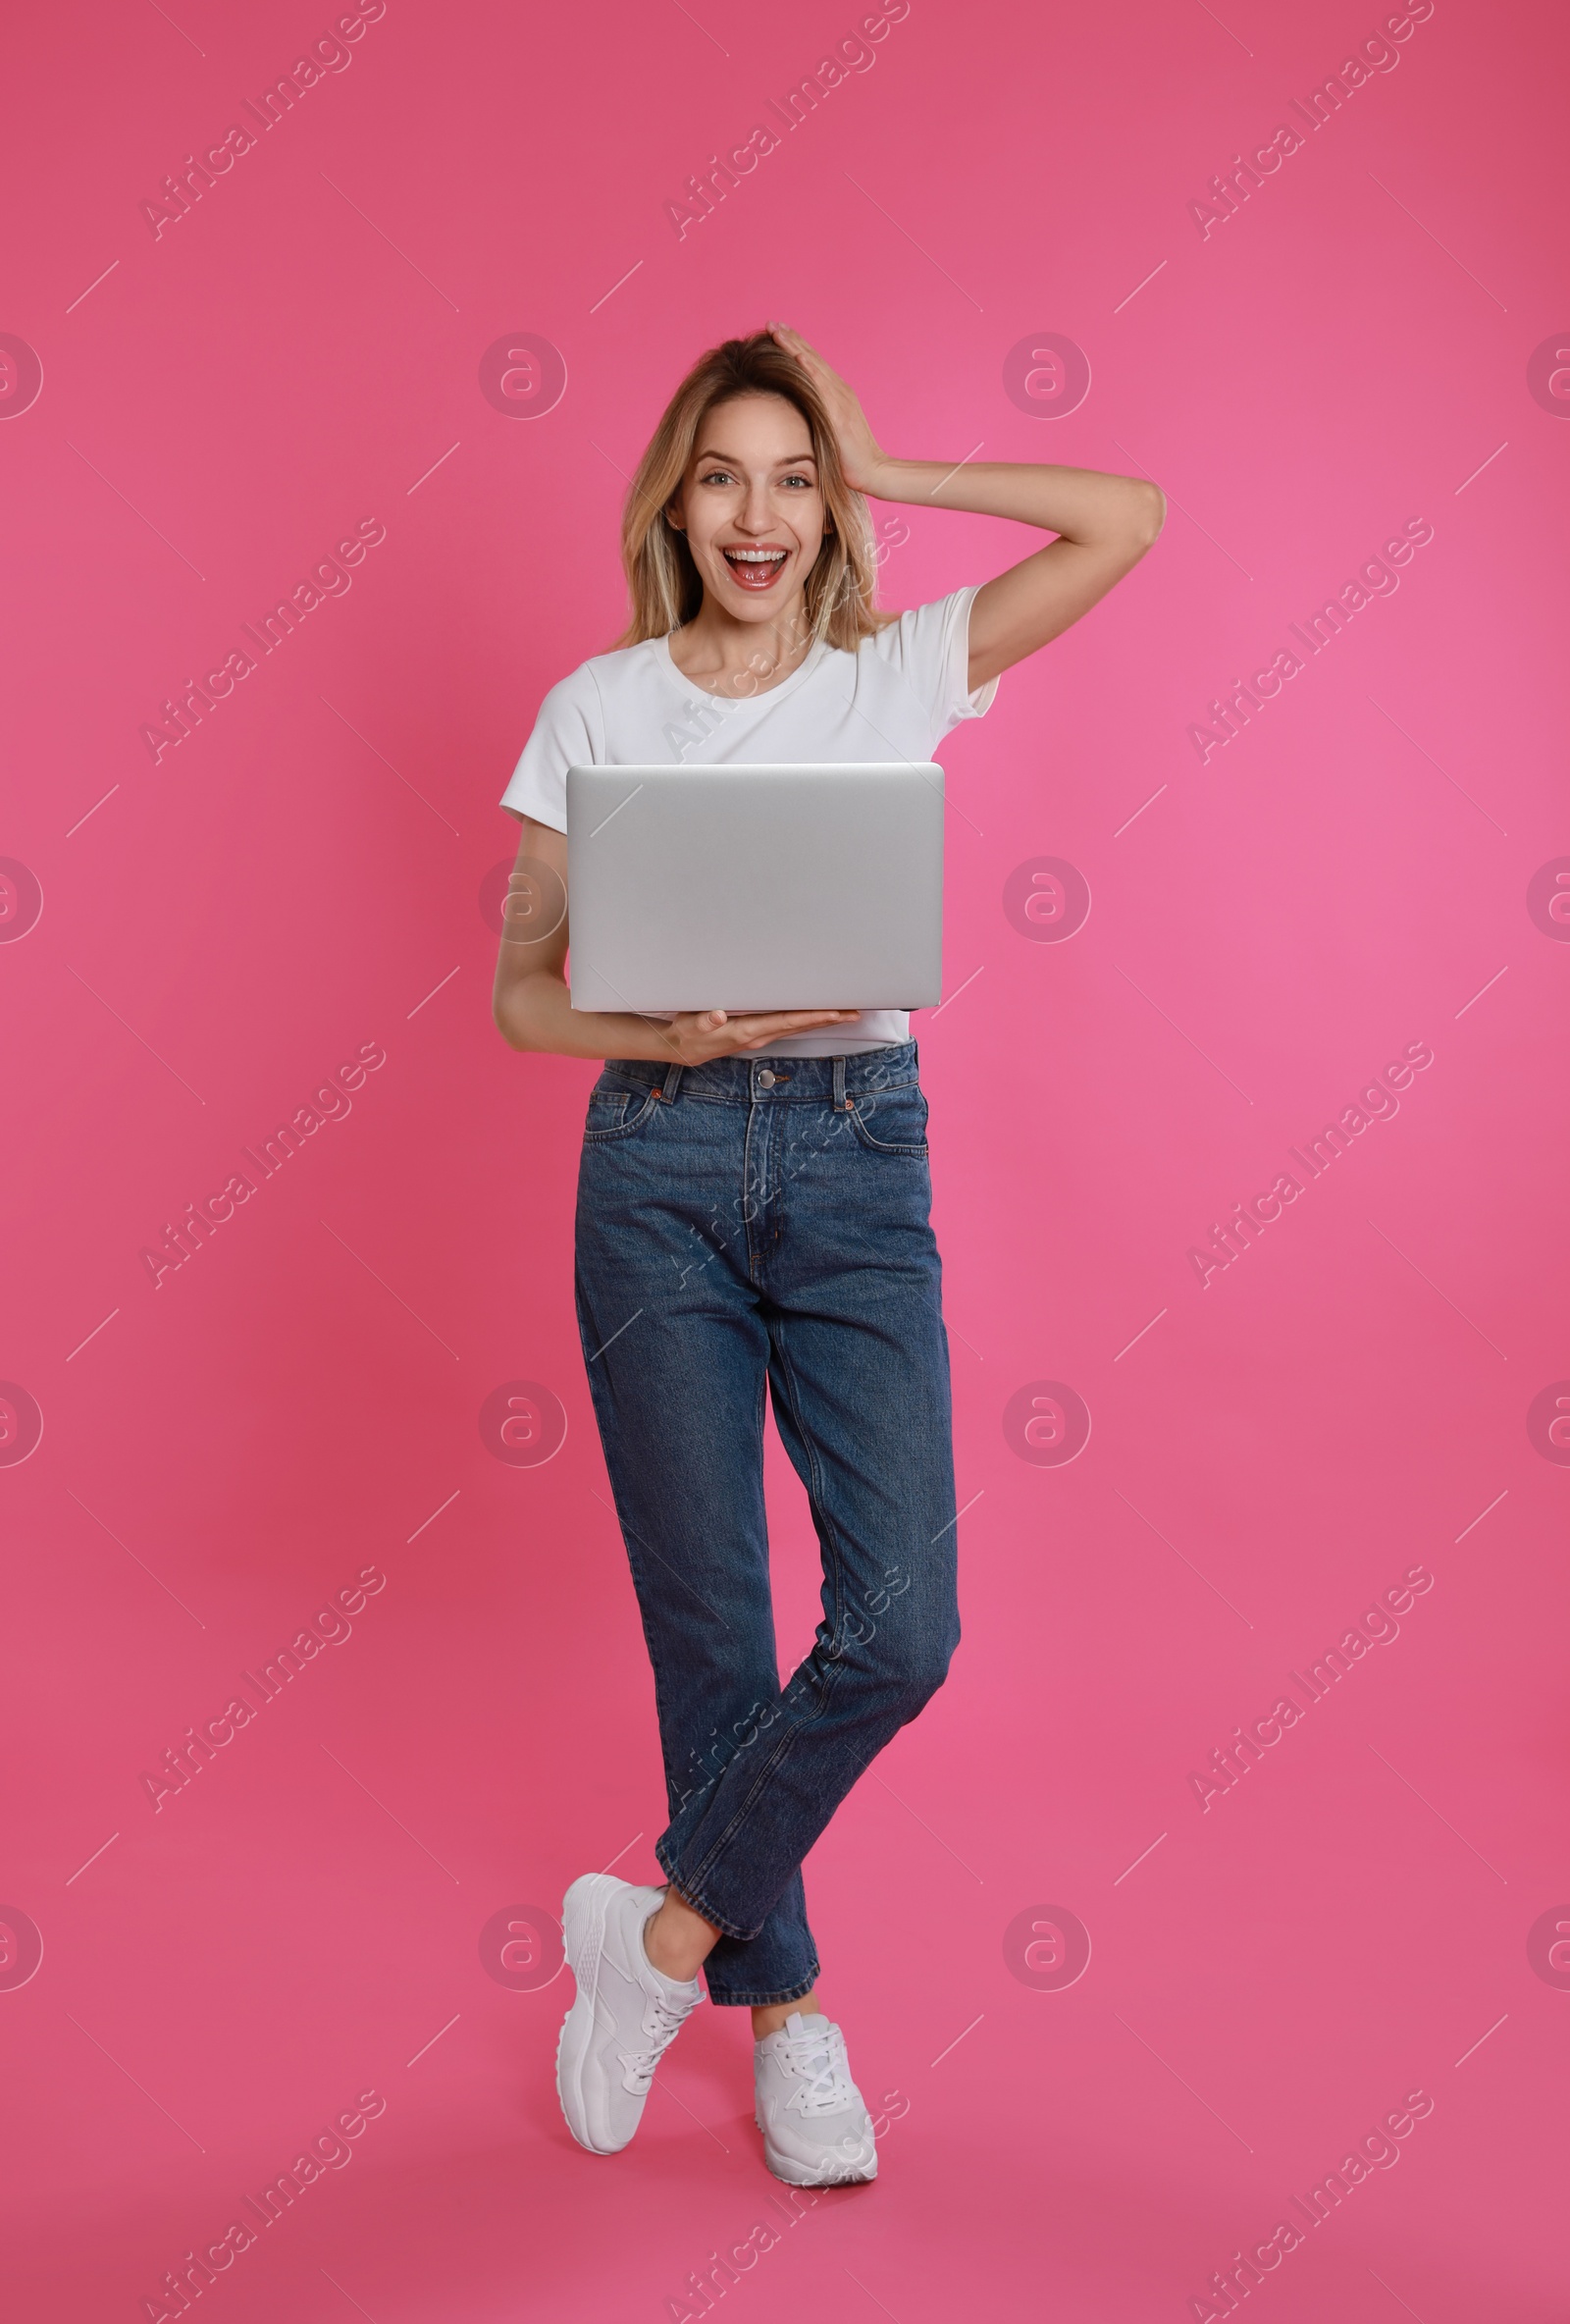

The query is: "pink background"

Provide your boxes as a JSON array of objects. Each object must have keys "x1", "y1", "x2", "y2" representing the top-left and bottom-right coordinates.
[{"x1": 3, "y1": 0, "x2": 1566, "y2": 2316}]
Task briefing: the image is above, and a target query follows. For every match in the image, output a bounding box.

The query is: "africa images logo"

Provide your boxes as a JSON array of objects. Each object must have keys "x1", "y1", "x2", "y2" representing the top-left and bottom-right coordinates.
[{"x1": 1187, "y1": 1041, "x2": 1434, "y2": 1286}]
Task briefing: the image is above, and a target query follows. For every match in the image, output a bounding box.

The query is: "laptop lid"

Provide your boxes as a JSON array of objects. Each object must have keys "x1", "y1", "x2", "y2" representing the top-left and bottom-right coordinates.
[{"x1": 564, "y1": 763, "x2": 944, "y2": 1014}]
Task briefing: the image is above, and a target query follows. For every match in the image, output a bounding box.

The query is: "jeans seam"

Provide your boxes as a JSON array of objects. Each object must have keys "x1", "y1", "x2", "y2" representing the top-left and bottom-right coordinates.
[
  {"x1": 594, "y1": 1083, "x2": 919, "y2": 1106},
  {"x1": 848, "y1": 1094, "x2": 930, "y2": 1156},
  {"x1": 583, "y1": 1084, "x2": 662, "y2": 1142},
  {"x1": 662, "y1": 1317, "x2": 855, "y2": 1928},
  {"x1": 576, "y1": 1303, "x2": 694, "y2": 1782},
  {"x1": 705, "y1": 1969, "x2": 821, "y2": 2008},
  {"x1": 671, "y1": 1712, "x2": 822, "y2": 1928},
  {"x1": 654, "y1": 1836, "x2": 756, "y2": 1944},
  {"x1": 771, "y1": 1321, "x2": 848, "y2": 1652},
  {"x1": 742, "y1": 1101, "x2": 768, "y2": 1284}
]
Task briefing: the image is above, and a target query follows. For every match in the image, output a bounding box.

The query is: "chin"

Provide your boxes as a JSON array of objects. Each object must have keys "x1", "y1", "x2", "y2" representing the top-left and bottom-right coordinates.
[{"x1": 712, "y1": 587, "x2": 790, "y2": 620}]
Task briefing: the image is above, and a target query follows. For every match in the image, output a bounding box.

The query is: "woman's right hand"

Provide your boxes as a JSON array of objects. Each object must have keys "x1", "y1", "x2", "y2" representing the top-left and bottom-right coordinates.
[{"x1": 664, "y1": 1009, "x2": 861, "y2": 1062}]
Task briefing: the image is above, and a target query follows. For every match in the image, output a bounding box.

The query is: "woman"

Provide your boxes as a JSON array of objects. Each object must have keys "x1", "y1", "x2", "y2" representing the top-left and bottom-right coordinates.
[{"x1": 492, "y1": 325, "x2": 1163, "y2": 2184}]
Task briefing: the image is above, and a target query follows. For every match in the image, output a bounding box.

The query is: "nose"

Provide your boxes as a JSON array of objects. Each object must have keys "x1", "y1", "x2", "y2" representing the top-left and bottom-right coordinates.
[{"x1": 736, "y1": 479, "x2": 775, "y2": 535}]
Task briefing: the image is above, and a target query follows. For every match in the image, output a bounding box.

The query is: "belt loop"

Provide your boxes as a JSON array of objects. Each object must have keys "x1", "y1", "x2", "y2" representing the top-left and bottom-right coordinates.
[
  {"x1": 661, "y1": 1061, "x2": 684, "y2": 1103},
  {"x1": 832, "y1": 1056, "x2": 847, "y2": 1111}
]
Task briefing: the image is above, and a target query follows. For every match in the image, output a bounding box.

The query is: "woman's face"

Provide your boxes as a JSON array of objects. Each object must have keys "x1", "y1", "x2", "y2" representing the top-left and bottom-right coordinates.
[{"x1": 668, "y1": 393, "x2": 828, "y2": 622}]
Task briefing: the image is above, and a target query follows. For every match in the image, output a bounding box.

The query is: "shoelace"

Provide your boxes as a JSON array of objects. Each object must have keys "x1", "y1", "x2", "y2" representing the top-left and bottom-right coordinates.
[
  {"x1": 619, "y1": 1989, "x2": 692, "y2": 2094},
  {"x1": 781, "y1": 2026, "x2": 855, "y2": 2117}
]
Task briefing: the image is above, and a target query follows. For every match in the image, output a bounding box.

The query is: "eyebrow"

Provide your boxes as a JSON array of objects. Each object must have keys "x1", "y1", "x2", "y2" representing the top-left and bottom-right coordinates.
[{"x1": 693, "y1": 447, "x2": 817, "y2": 468}]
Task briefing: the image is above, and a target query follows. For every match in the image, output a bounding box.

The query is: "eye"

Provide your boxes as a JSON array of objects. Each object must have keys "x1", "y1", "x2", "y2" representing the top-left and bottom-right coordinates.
[
  {"x1": 699, "y1": 467, "x2": 737, "y2": 487},
  {"x1": 780, "y1": 473, "x2": 813, "y2": 489}
]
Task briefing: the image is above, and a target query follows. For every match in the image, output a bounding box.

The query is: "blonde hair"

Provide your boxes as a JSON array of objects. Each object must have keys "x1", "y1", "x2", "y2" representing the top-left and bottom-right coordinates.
[{"x1": 614, "y1": 331, "x2": 893, "y2": 654}]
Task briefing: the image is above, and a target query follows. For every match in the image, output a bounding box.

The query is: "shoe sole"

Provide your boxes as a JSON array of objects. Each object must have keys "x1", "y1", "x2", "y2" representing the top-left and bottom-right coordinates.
[
  {"x1": 556, "y1": 1873, "x2": 622, "y2": 2155},
  {"x1": 755, "y1": 2110, "x2": 878, "y2": 2186}
]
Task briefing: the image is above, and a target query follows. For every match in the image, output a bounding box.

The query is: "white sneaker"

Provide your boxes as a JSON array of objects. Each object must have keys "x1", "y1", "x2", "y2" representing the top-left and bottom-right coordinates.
[
  {"x1": 555, "y1": 1875, "x2": 703, "y2": 2154},
  {"x1": 754, "y1": 2011, "x2": 878, "y2": 2185}
]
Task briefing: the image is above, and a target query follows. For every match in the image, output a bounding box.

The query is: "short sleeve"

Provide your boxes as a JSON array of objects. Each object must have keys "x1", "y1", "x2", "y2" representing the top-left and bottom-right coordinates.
[
  {"x1": 498, "y1": 664, "x2": 602, "y2": 829},
  {"x1": 869, "y1": 585, "x2": 1000, "y2": 745}
]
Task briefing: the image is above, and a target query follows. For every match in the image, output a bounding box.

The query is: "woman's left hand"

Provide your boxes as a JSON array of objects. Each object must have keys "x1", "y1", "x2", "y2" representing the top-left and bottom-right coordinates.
[{"x1": 768, "y1": 323, "x2": 891, "y2": 497}]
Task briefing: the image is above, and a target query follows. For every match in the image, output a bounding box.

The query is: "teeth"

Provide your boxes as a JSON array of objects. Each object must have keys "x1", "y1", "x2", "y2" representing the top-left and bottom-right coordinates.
[{"x1": 725, "y1": 549, "x2": 786, "y2": 562}]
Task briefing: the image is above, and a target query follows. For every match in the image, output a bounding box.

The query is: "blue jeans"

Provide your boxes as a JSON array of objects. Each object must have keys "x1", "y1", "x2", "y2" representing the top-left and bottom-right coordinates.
[{"x1": 573, "y1": 1040, "x2": 960, "y2": 2007}]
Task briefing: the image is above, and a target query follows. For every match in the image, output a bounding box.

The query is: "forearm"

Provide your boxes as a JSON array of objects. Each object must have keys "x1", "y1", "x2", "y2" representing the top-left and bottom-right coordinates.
[
  {"x1": 866, "y1": 454, "x2": 1161, "y2": 546},
  {"x1": 494, "y1": 969, "x2": 678, "y2": 1062}
]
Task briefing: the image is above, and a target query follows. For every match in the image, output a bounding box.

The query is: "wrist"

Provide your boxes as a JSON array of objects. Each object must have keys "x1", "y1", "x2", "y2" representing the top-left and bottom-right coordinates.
[{"x1": 859, "y1": 453, "x2": 907, "y2": 502}]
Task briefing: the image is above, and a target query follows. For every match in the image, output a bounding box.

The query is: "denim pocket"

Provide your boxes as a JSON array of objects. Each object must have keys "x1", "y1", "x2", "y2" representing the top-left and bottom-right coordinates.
[
  {"x1": 583, "y1": 1081, "x2": 662, "y2": 1142},
  {"x1": 847, "y1": 1085, "x2": 930, "y2": 1156}
]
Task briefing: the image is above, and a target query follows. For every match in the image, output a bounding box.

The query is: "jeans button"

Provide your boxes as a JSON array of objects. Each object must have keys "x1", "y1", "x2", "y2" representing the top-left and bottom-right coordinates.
[{"x1": 758, "y1": 1070, "x2": 776, "y2": 1087}]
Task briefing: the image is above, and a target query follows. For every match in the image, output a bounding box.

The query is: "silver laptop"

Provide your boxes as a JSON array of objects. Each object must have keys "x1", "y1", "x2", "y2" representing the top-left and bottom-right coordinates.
[{"x1": 564, "y1": 764, "x2": 944, "y2": 1014}]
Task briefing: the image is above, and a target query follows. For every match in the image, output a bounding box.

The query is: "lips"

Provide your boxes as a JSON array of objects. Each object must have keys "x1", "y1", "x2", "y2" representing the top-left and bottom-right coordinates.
[{"x1": 721, "y1": 546, "x2": 789, "y2": 590}]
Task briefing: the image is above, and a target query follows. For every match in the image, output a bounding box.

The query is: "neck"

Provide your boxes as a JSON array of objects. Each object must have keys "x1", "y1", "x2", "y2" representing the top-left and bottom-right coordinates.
[{"x1": 675, "y1": 589, "x2": 814, "y2": 684}]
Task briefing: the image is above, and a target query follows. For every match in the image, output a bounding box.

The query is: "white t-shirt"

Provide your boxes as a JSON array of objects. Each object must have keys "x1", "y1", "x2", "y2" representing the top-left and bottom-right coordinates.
[{"x1": 500, "y1": 585, "x2": 999, "y2": 1055}]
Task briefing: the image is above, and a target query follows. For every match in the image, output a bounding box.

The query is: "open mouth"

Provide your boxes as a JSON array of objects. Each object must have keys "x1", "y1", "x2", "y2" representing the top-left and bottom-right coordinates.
[{"x1": 720, "y1": 546, "x2": 790, "y2": 590}]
